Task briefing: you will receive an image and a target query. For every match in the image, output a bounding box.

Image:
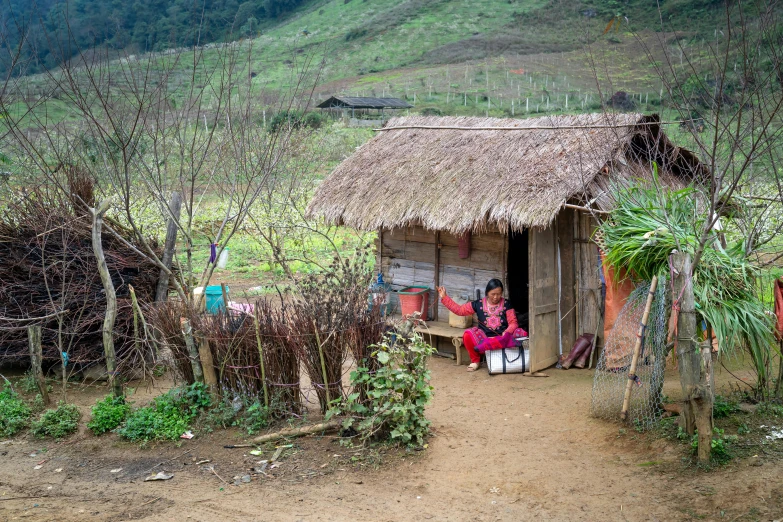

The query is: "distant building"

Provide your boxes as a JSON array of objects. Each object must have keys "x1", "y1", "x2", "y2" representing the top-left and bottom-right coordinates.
[{"x1": 316, "y1": 96, "x2": 412, "y2": 124}]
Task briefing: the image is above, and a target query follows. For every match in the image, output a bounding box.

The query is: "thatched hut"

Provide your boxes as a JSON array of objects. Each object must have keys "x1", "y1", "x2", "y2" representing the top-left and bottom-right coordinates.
[{"x1": 308, "y1": 113, "x2": 705, "y2": 370}]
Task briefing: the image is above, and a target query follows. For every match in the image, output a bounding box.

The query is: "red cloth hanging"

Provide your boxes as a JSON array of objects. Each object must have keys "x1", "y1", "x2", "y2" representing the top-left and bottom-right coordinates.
[
  {"x1": 458, "y1": 231, "x2": 471, "y2": 259},
  {"x1": 774, "y1": 278, "x2": 783, "y2": 341}
]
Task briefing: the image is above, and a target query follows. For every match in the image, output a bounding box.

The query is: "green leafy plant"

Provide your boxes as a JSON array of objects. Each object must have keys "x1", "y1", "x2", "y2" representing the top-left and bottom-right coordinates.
[
  {"x1": 328, "y1": 332, "x2": 435, "y2": 447},
  {"x1": 713, "y1": 395, "x2": 739, "y2": 418},
  {"x1": 0, "y1": 385, "x2": 32, "y2": 438},
  {"x1": 691, "y1": 427, "x2": 737, "y2": 464},
  {"x1": 240, "y1": 402, "x2": 270, "y2": 435},
  {"x1": 30, "y1": 402, "x2": 81, "y2": 439},
  {"x1": 118, "y1": 383, "x2": 211, "y2": 442},
  {"x1": 597, "y1": 181, "x2": 775, "y2": 394},
  {"x1": 87, "y1": 395, "x2": 131, "y2": 435}
]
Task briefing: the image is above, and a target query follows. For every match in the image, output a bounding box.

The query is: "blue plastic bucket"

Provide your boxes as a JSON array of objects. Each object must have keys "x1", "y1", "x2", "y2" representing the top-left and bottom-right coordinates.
[{"x1": 205, "y1": 285, "x2": 229, "y2": 314}]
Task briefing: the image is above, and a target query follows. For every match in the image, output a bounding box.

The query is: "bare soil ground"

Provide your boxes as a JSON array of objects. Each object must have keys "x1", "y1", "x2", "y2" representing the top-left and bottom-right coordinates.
[{"x1": 2, "y1": 359, "x2": 782, "y2": 522}]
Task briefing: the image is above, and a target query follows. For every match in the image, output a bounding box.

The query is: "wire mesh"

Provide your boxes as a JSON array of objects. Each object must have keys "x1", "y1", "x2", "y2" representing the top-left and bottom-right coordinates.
[{"x1": 591, "y1": 277, "x2": 667, "y2": 430}]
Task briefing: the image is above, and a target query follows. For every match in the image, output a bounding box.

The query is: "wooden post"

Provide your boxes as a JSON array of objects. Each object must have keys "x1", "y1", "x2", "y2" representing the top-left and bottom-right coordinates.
[
  {"x1": 313, "y1": 320, "x2": 331, "y2": 406},
  {"x1": 220, "y1": 283, "x2": 230, "y2": 313},
  {"x1": 182, "y1": 319, "x2": 204, "y2": 383},
  {"x1": 620, "y1": 276, "x2": 658, "y2": 421},
  {"x1": 27, "y1": 325, "x2": 49, "y2": 405},
  {"x1": 434, "y1": 231, "x2": 441, "y2": 321},
  {"x1": 671, "y1": 252, "x2": 713, "y2": 463},
  {"x1": 155, "y1": 192, "x2": 182, "y2": 302},
  {"x1": 198, "y1": 336, "x2": 218, "y2": 391},
  {"x1": 91, "y1": 199, "x2": 123, "y2": 397}
]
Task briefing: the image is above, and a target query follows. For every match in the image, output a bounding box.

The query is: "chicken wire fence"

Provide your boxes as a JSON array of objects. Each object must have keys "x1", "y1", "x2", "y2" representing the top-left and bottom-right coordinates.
[{"x1": 591, "y1": 277, "x2": 668, "y2": 431}]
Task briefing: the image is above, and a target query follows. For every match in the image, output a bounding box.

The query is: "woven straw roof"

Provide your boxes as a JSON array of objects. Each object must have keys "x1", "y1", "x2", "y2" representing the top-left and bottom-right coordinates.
[{"x1": 308, "y1": 113, "x2": 704, "y2": 233}]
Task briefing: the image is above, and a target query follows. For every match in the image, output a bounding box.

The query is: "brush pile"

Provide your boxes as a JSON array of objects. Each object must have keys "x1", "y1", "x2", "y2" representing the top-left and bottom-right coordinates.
[
  {"x1": 0, "y1": 172, "x2": 163, "y2": 373},
  {"x1": 157, "y1": 248, "x2": 386, "y2": 414}
]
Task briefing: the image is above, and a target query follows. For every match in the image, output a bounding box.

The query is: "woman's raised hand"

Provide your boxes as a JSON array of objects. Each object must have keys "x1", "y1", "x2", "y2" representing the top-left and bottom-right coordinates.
[{"x1": 436, "y1": 286, "x2": 447, "y2": 299}]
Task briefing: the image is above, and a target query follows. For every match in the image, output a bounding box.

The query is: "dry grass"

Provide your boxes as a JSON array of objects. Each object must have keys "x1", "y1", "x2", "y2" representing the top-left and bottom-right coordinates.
[{"x1": 308, "y1": 113, "x2": 704, "y2": 233}]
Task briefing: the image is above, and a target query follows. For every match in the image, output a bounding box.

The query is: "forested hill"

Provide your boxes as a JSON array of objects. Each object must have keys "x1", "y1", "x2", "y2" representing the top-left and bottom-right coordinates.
[{"x1": 0, "y1": 0, "x2": 305, "y2": 75}]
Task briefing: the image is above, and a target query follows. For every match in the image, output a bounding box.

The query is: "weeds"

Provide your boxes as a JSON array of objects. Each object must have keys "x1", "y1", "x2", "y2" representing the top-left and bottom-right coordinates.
[
  {"x1": 88, "y1": 395, "x2": 131, "y2": 435},
  {"x1": 118, "y1": 383, "x2": 211, "y2": 442},
  {"x1": 713, "y1": 395, "x2": 740, "y2": 418},
  {"x1": 0, "y1": 385, "x2": 32, "y2": 438},
  {"x1": 30, "y1": 403, "x2": 81, "y2": 439}
]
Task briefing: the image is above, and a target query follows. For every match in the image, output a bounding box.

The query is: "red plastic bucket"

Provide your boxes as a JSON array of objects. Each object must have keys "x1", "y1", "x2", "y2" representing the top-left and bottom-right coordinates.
[{"x1": 398, "y1": 286, "x2": 430, "y2": 320}]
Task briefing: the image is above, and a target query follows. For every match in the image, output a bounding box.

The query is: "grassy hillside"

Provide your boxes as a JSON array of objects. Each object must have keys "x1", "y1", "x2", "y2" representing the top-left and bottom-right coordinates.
[{"x1": 3, "y1": 0, "x2": 768, "y2": 128}]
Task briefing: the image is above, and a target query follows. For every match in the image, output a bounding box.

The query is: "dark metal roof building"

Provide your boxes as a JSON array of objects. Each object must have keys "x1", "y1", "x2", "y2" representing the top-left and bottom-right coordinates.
[{"x1": 316, "y1": 96, "x2": 412, "y2": 109}]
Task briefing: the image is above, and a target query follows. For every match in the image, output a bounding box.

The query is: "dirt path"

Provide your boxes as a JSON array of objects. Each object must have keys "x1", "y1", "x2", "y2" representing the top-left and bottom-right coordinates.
[{"x1": 2, "y1": 359, "x2": 782, "y2": 521}]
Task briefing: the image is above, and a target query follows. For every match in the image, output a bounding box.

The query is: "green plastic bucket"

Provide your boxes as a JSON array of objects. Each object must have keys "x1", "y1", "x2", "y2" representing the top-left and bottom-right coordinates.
[{"x1": 205, "y1": 285, "x2": 229, "y2": 314}]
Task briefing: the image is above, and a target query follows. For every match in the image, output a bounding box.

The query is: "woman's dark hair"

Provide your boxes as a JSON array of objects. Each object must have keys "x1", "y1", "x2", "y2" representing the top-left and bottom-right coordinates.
[{"x1": 485, "y1": 278, "x2": 504, "y2": 295}]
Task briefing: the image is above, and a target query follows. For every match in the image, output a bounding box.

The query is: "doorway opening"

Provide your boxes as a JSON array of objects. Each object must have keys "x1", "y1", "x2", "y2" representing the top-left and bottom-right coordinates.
[{"x1": 507, "y1": 229, "x2": 529, "y2": 330}]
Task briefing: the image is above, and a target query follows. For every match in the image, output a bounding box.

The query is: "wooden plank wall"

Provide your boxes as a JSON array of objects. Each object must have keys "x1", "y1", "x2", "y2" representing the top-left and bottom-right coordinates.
[
  {"x1": 377, "y1": 226, "x2": 505, "y2": 321},
  {"x1": 574, "y1": 210, "x2": 603, "y2": 346},
  {"x1": 557, "y1": 208, "x2": 577, "y2": 354}
]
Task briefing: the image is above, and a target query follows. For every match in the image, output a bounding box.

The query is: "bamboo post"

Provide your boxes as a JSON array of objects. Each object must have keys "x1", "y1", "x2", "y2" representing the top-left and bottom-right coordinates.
[
  {"x1": 182, "y1": 319, "x2": 204, "y2": 383},
  {"x1": 27, "y1": 325, "x2": 49, "y2": 405},
  {"x1": 620, "y1": 276, "x2": 658, "y2": 421},
  {"x1": 313, "y1": 320, "x2": 331, "y2": 406},
  {"x1": 254, "y1": 310, "x2": 270, "y2": 408},
  {"x1": 198, "y1": 336, "x2": 218, "y2": 391}
]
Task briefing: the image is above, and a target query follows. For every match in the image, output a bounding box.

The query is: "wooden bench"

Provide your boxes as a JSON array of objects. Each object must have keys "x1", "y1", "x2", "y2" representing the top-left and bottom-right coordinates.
[{"x1": 414, "y1": 321, "x2": 467, "y2": 365}]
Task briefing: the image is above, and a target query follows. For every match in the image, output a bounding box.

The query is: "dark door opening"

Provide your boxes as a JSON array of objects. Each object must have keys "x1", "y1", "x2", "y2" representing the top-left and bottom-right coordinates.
[{"x1": 507, "y1": 230, "x2": 529, "y2": 330}]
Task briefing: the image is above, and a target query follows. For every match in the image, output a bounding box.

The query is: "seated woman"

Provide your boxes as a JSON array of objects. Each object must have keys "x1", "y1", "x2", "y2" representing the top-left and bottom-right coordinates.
[{"x1": 437, "y1": 279, "x2": 528, "y2": 372}]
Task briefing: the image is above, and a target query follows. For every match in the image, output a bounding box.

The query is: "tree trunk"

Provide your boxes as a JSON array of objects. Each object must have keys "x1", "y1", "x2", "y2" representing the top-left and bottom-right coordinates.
[
  {"x1": 671, "y1": 252, "x2": 713, "y2": 463},
  {"x1": 92, "y1": 199, "x2": 123, "y2": 397},
  {"x1": 27, "y1": 325, "x2": 49, "y2": 405},
  {"x1": 155, "y1": 191, "x2": 182, "y2": 302},
  {"x1": 182, "y1": 319, "x2": 204, "y2": 384}
]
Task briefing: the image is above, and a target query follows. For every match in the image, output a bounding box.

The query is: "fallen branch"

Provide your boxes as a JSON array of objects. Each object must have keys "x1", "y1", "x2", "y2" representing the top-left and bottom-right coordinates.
[{"x1": 251, "y1": 420, "x2": 341, "y2": 444}]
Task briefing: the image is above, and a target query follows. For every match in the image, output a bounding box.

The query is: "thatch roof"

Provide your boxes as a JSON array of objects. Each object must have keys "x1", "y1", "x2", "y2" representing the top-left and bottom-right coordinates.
[{"x1": 308, "y1": 113, "x2": 705, "y2": 233}]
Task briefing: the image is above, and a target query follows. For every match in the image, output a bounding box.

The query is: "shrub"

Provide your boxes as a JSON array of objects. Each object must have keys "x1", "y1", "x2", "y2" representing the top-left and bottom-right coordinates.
[
  {"x1": 302, "y1": 111, "x2": 327, "y2": 129},
  {"x1": 88, "y1": 395, "x2": 131, "y2": 435},
  {"x1": 0, "y1": 385, "x2": 32, "y2": 438},
  {"x1": 31, "y1": 403, "x2": 81, "y2": 439},
  {"x1": 118, "y1": 383, "x2": 211, "y2": 442},
  {"x1": 328, "y1": 332, "x2": 435, "y2": 447}
]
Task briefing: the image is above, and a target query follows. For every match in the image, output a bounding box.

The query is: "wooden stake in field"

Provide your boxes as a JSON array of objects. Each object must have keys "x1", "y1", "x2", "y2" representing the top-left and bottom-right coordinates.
[{"x1": 620, "y1": 276, "x2": 659, "y2": 422}]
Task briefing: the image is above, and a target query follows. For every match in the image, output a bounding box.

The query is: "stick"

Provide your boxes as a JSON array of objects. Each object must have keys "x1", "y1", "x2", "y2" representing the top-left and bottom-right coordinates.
[
  {"x1": 28, "y1": 325, "x2": 49, "y2": 405},
  {"x1": 209, "y1": 466, "x2": 229, "y2": 485},
  {"x1": 620, "y1": 276, "x2": 658, "y2": 422},
  {"x1": 251, "y1": 420, "x2": 341, "y2": 443},
  {"x1": 312, "y1": 320, "x2": 331, "y2": 405},
  {"x1": 254, "y1": 310, "x2": 269, "y2": 408}
]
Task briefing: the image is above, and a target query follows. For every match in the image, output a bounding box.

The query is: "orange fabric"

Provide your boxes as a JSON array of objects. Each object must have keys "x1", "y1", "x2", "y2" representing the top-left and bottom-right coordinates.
[
  {"x1": 601, "y1": 252, "x2": 635, "y2": 341},
  {"x1": 601, "y1": 251, "x2": 636, "y2": 368},
  {"x1": 774, "y1": 278, "x2": 783, "y2": 341}
]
